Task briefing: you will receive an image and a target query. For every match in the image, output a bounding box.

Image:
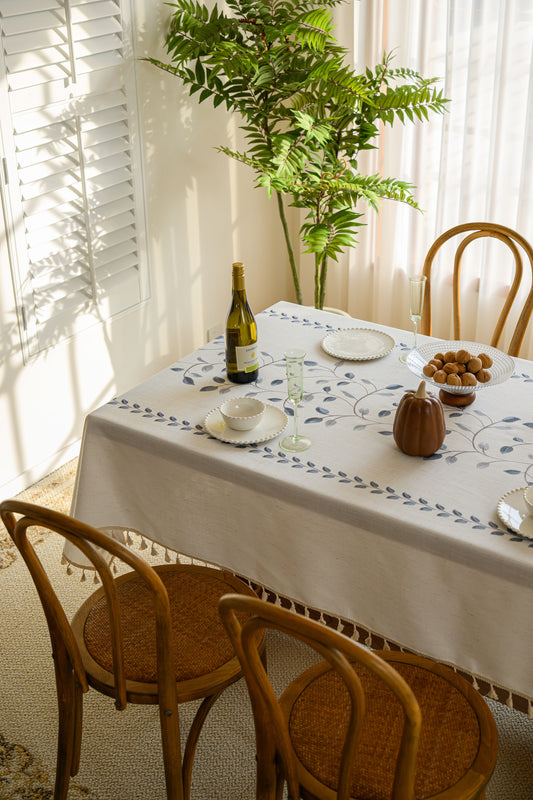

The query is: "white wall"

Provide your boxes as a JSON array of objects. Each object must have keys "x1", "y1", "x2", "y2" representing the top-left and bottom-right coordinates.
[{"x1": 0, "y1": 0, "x2": 295, "y2": 497}]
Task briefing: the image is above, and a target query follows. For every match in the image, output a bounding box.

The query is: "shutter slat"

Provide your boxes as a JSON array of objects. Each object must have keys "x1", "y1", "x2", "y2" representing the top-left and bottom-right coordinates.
[
  {"x1": 95, "y1": 251, "x2": 138, "y2": 282},
  {"x1": 9, "y1": 80, "x2": 71, "y2": 114},
  {"x1": 93, "y1": 239, "x2": 136, "y2": 269},
  {"x1": 20, "y1": 169, "x2": 79, "y2": 200},
  {"x1": 3, "y1": 28, "x2": 66, "y2": 56},
  {"x1": 23, "y1": 185, "x2": 81, "y2": 215},
  {"x1": 6, "y1": 45, "x2": 69, "y2": 73},
  {"x1": 32, "y1": 256, "x2": 88, "y2": 290},
  {"x1": 7, "y1": 63, "x2": 67, "y2": 91},
  {"x1": 76, "y1": 50, "x2": 122, "y2": 74},
  {"x1": 72, "y1": 19, "x2": 122, "y2": 40},
  {"x1": 85, "y1": 152, "x2": 130, "y2": 179},
  {"x1": 26, "y1": 214, "x2": 85, "y2": 248},
  {"x1": 84, "y1": 136, "x2": 128, "y2": 162},
  {"x1": 73, "y1": 33, "x2": 123, "y2": 58},
  {"x1": 91, "y1": 195, "x2": 134, "y2": 223},
  {"x1": 19, "y1": 154, "x2": 78, "y2": 186},
  {"x1": 25, "y1": 202, "x2": 83, "y2": 232},
  {"x1": 88, "y1": 180, "x2": 132, "y2": 209},
  {"x1": 70, "y1": 1, "x2": 121, "y2": 23},
  {"x1": 94, "y1": 211, "x2": 135, "y2": 238},
  {"x1": 16, "y1": 137, "x2": 77, "y2": 169},
  {"x1": 1, "y1": 1, "x2": 60, "y2": 17},
  {"x1": 28, "y1": 231, "x2": 85, "y2": 263}
]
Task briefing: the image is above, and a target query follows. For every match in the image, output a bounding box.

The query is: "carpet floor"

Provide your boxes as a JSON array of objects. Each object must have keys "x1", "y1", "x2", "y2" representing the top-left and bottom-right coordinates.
[{"x1": 0, "y1": 459, "x2": 532, "y2": 799}]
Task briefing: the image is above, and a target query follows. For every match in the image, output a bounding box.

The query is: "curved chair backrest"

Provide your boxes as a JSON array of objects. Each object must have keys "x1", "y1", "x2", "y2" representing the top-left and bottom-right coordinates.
[
  {"x1": 421, "y1": 222, "x2": 533, "y2": 356},
  {"x1": 219, "y1": 594, "x2": 422, "y2": 800},
  {"x1": 0, "y1": 499, "x2": 178, "y2": 714}
]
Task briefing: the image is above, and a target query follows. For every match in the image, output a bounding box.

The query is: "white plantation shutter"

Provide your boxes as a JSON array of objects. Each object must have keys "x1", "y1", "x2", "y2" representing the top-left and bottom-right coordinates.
[{"x1": 0, "y1": 0, "x2": 149, "y2": 359}]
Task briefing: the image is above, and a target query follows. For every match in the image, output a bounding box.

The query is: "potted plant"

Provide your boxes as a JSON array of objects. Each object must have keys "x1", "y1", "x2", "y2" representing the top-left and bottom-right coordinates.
[{"x1": 147, "y1": 0, "x2": 448, "y2": 309}]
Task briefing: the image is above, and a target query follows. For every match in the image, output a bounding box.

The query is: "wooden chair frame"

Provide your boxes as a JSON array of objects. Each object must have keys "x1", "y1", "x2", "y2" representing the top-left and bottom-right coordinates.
[
  {"x1": 219, "y1": 593, "x2": 498, "y2": 800},
  {"x1": 421, "y1": 222, "x2": 533, "y2": 356},
  {"x1": 0, "y1": 500, "x2": 260, "y2": 800}
]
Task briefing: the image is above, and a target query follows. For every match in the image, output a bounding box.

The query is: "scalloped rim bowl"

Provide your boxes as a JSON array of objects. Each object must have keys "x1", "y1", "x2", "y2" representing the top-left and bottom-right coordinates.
[
  {"x1": 220, "y1": 397, "x2": 266, "y2": 430},
  {"x1": 405, "y1": 340, "x2": 515, "y2": 395}
]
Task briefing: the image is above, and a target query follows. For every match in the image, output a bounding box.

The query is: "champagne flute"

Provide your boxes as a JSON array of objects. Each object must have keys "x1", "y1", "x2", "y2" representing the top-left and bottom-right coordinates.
[
  {"x1": 280, "y1": 349, "x2": 311, "y2": 452},
  {"x1": 400, "y1": 275, "x2": 427, "y2": 362}
]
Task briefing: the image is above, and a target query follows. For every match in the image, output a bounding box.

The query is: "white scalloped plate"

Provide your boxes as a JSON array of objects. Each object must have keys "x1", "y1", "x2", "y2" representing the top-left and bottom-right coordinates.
[
  {"x1": 406, "y1": 340, "x2": 514, "y2": 395},
  {"x1": 497, "y1": 488, "x2": 533, "y2": 540},
  {"x1": 322, "y1": 328, "x2": 395, "y2": 361},
  {"x1": 204, "y1": 403, "x2": 288, "y2": 445}
]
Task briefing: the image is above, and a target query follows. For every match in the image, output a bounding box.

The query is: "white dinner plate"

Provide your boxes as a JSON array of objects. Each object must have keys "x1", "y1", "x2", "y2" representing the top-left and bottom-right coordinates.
[
  {"x1": 322, "y1": 328, "x2": 395, "y2": 361},
  {"x1": 496, "y1": 488, "x2": 533, "y2": 540},
  {"x1": 204, "y1": 403, "x2": 288, "y2": 445},
  {"x1": 406, "y1": 340, "x2": 515, "y2": 395}
]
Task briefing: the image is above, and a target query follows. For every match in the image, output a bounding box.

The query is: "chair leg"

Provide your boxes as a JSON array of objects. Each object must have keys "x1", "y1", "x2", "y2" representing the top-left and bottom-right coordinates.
[
  {"x1": 159, "y1": 702, "x2": 184, "y2": 800},
  {"x1": 53, "y1": 670, "x2": 79, "y2": 800},
  {"x1": 70, "y1": 681, "x2": 84, "y2": 776},
  {"x1": 182, "y1": 690, "x2": 224, "y2": 800}
]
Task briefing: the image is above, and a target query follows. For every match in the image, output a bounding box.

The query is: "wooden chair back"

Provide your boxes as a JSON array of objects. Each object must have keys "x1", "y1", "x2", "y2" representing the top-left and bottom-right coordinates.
[
  {"x1": 0, "y1": 499, "x2": 179, "y2": 716},
  {"x1": 421, "y1": 222, "x2": 533, "y2": 356},
  {"x1": 219, "y1": 593, "x2": 422, "y2": 800}
]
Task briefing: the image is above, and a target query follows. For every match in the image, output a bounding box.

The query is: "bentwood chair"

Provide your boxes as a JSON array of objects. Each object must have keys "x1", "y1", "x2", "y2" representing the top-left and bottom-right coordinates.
[
  {"x1": 219, "y1": 594, "x2": 498, "y2": 800},
  {"x1": 421, "y1": 222, "x2": 533, "y2": 356},
  {"x1": 0, "y1": 500, "x2": 264, "y2": 800}
]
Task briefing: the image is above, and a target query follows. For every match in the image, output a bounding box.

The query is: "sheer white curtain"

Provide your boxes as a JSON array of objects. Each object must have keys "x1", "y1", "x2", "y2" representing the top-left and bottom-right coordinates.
[{"x1": 330, "y1": 0, "x2": 533, "y2": 357}]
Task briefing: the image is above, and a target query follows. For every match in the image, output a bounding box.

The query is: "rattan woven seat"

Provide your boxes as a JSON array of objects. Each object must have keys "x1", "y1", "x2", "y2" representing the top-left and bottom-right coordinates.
[
  {"x1": 219, "y1": 594, "x2": 498, "y2": 800},
  {"x1": 0, "y1": 500, "x2": 264, "y2": 800},
  {"x1": 421, "y1": 222, "x2": 533, "y2": 356}
]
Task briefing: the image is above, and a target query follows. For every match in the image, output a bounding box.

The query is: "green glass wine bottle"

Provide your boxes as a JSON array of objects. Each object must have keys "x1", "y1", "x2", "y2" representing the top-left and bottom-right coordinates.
[{"x1": 225, "y1": 262, "x2": 259, "y2": 383}]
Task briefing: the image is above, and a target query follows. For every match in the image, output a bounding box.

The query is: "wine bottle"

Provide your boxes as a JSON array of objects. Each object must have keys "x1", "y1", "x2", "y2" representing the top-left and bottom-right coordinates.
[{"x1": 225, "y1": 262, "x2": 259, "y2": 383}]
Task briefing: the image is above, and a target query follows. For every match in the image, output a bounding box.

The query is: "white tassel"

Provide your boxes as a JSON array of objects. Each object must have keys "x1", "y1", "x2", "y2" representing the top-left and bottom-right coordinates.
[
  {"x1": 487, "y1": 685, "x2": 499, "y2": 700},
  {"x1": 382, "y1": 640, "x2": 391, "y2": 651},
  {"x1": 506, "y1": 692, "x2": 514, "y2": 709},
  {"x1": 528, "y1": 701, "x2": 533, "y2": 719},
  {"x1": 365, "y1": 633, "x2": 372, "y2": 647},
  {"x1": 472, "y1": 676, "x2": 480, "y2": 690}
]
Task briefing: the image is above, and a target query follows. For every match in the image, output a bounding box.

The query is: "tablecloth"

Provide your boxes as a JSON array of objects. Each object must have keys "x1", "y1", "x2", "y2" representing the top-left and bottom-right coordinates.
[{"x1": 67, "y1": 301, "x2": 533, "y2": 706}]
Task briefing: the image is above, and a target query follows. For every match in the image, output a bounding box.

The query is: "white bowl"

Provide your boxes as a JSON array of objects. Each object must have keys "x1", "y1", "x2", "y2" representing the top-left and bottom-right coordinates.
[
  {"x1": 523, "y1": 486, "x2": 533, "y2": 516},
  {"x1": 220, "y1": 397, "x2": 265, "y2": 431}
]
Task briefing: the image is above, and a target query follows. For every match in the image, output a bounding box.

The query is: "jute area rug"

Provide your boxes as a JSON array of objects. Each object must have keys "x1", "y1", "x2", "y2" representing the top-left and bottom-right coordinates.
[{"x1": 0, "y1": 459, "x2": 532, "y2": 799}]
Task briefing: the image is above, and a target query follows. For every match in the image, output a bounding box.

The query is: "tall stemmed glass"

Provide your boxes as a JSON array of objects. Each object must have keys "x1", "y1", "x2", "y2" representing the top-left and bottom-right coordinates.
[
  {"x1": 280, "y1": 349, "x2": 311, "y2": 452},
  {"x1": 400, "y1": 275, "x2": 427, "y2": 362}
]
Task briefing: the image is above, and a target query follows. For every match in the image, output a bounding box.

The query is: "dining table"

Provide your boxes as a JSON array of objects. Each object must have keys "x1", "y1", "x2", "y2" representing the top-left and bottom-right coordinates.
[{"x1": 65, "y1": 300, "x2": 533, "y2": 715}]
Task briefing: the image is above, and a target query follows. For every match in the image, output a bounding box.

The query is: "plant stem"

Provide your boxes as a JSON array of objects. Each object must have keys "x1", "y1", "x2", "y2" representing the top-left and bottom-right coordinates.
[
  {"x1": 319, "y1": 253, "x2": 328, "y2": 309},
  {"x1": 314, "y1": 254, "x2": 320, "y2": 308},
  {"x1": 276, "y1": 191, "x2": 302, "y2": 304}
]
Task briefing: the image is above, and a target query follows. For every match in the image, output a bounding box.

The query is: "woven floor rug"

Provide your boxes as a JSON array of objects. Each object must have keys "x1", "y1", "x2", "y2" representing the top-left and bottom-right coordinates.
[{"x1": 1, "y1": 459, "x2": 532, "y2": 799}]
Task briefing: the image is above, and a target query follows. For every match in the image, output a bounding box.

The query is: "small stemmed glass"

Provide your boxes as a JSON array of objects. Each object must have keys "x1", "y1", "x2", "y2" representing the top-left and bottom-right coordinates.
[
  {"x1": 400, "y1": 275, "x2": 427, "y2": 362},
  {"x1": 280, "y1": 349, "x2": 311, "y2": 453}
]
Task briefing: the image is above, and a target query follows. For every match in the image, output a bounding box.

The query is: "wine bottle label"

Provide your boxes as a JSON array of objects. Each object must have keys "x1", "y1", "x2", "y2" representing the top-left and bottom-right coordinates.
[{"x1": 235, "y1": 343, "x2": 259, "y2": 373}]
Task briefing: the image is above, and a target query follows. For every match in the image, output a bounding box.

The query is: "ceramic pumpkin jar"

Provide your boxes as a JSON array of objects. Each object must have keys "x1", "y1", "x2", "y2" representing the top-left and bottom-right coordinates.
[{"x1": 393, "y1": 380, "x2": 446, "y2": 457}]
